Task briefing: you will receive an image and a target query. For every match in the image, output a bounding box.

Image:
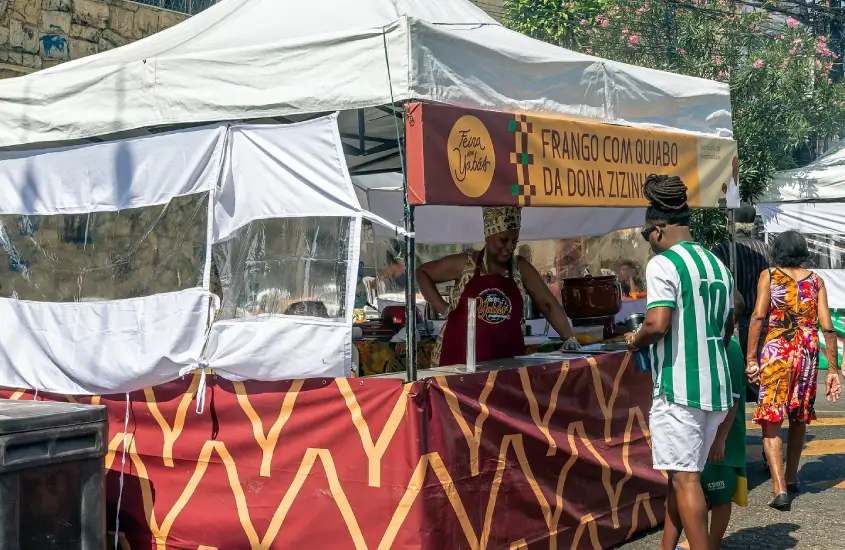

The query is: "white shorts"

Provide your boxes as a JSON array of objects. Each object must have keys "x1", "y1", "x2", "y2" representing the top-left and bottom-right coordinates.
[{"x1": 649, "y1": 394, "x2": 728, "y2": 473}]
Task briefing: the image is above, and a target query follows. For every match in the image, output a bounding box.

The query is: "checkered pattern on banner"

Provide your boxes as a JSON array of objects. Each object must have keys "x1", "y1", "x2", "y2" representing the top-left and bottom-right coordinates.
[{"x1": 509, "y1": 115, "x2": 536, "y2": 206}]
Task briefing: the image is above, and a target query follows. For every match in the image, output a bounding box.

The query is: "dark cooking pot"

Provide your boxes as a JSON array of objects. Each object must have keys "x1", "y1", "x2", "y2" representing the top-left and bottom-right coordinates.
[{"x1": 560, "y1": 275, "x2": 622, "y2": 319}]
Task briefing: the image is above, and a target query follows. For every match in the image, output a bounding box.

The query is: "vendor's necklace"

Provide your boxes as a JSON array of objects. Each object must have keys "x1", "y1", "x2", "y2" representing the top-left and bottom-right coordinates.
[{"x1": 482, "y1": 249, "x2": 509, "y2": 276}]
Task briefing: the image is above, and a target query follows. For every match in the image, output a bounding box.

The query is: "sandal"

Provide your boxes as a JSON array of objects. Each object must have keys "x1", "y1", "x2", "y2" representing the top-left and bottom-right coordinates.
[{"x1": 769, "y1": 492, "x2": 790, "y2": 510}]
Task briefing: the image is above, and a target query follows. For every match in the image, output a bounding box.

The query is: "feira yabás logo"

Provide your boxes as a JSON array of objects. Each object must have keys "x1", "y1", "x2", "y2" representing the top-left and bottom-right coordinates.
[
  {"x1": 475, "y1": 288, "x2": 512, "y2": 324},
  {"x1": 447, "y1": 115, "x2": 496, "y2": 198}
]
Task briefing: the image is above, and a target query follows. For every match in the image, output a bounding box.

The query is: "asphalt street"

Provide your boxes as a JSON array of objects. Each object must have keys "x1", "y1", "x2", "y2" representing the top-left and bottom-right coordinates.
[{"x1": 615, "y1": 375, "x2": 845, "y2": 550}]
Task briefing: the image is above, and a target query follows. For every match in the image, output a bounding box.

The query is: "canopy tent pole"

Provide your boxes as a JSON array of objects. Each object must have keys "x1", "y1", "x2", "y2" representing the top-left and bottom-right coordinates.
[
  {"x1": 728, "y1": 208, "x2": 737, "y2": 286},
  {"x1": 405, "y1": 207, "x2": 417, "y2": 382}
]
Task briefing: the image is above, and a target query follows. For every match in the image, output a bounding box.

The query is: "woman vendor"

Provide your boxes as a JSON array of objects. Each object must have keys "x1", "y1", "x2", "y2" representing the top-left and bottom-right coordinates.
[{"x1": 417, "y1": 206, "x2": 580, "y2": 367}]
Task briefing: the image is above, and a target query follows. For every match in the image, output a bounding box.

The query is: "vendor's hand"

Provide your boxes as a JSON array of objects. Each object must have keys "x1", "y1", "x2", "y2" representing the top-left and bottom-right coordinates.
[
  {"x1": 745, "y1": 360, "x2": 760, "y2": 384},
  {"x1": 826, "y1": 371, "x2": 841, "y2": 403},
  {"x1": 561, "y1": 336, "x2": 581, "y2": 350},
  {"x1": 708, "y1": 436, "x2": 726, "y2": 464},
  {"x1": 624, "y1": 332, "x2": 637, "y2": 352}
]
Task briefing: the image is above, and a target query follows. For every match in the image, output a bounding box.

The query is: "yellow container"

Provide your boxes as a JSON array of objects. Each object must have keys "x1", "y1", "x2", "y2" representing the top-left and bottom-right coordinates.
[{"x1": 572, "y1": 325, "x2": 604, "y2": 345}]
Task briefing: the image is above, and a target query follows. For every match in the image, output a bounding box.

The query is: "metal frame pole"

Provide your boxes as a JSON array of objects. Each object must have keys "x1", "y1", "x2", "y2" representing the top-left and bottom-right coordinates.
[
  {"x1": 728, "y1": 208, "x2": 737, "y2": 276},
  {"x1": 404, "y1": 206, "x2": 417, "y2": 382}
]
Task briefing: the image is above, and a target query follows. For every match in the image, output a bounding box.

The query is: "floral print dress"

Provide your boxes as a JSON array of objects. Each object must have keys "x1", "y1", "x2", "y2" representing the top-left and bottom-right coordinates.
[{"x1": 754, "y1": 268, "x2": 821, "y2": 424}]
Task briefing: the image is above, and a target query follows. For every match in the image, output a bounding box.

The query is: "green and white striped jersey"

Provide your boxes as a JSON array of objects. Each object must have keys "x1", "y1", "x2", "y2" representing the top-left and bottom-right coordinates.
[{"x1": 645, "y1": 241, "x2": 734, "y2": 411}]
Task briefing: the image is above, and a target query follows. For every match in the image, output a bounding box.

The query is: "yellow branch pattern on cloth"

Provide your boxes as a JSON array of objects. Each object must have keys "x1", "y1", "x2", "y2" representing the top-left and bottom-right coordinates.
[
  {"x1": 143, "y1": 373, "x2": 201, "y2": 467},
  {"x1": 589, "y1": 354, "x2": 630, "y2": 443},
  {"x1": 627, "y1": 493, "x2": 659, "y2": 539},
  {"x1": 436, "y1": 371, "x2": 498, "y2": 477},
  {"x1": 519, "y1": 361, "x2": 570, "y2": 456},
  {"x1": 91, "y1": 358, "x2": 657, "y2": 550},
  {"x1": 337, "y1": 378, "x2": 411, "y2": 487},
  {"x1": 233, "y1": 380, "x2": 304, "y2": 477}
]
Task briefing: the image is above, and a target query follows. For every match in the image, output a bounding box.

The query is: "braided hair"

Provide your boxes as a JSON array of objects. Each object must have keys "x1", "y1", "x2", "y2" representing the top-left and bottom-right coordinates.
[{"x1": 643, "y1": 174, "x2": 691, "y2": 226}]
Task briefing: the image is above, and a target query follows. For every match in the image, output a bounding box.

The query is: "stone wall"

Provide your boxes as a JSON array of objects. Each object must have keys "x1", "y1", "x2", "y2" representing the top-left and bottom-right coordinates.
[
  {"x1": 0, "y1": 0, "x2": 186, "y2": 78},
  {"x1": 471, "y1": 0, "x2": 503, "y2": 22}
]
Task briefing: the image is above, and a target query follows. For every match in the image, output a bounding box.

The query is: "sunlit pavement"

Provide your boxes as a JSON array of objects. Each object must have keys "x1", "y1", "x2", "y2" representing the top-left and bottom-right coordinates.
[{"x1": 615, "y1": 373, "x2": 845, "y2": 549}]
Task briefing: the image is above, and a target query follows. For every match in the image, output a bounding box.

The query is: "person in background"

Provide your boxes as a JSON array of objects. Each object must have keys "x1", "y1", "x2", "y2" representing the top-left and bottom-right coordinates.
[
  {"x1": 618, "y1": 260, "x2": 644, "y2": 296},
  {"x1": 675, "y1": 292, "x2": 748, "y2": 550},
  {"x1": 518, "y1": 244, "x2": 533, "y2": 264},
  {"x1": 556, "y1": 237, "x2": 590, "y2": 278},
  {"x1": 712, "y1": 203, "x2": 770, "y2": 360},
  {"x1": 354, "y1": 261, "x2": 369, "y2": 310},
  {"x1": 625, "y1": 174, "x2": 734, "y2": 550},
  {"x1": 746, "y1": 230, "x2": 842, "y2": 509},
  {"x1": 417, "y1": 207, "x2": 579, "y2": 368},
  {"x1": 381, "y1": 250, "x2": 407, "y2": 292},
  {"x1": 547, "y1": 267, "x2": 561, "y2": 302}
]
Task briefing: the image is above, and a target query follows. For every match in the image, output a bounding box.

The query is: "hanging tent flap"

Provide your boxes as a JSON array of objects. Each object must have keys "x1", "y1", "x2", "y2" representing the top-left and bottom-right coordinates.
[
  {"x1": 759, "y1": 203, "x2": 845, "y2": 235},
  {"x1": 0, "y1": 115, "x2": 384, "y2": 393},
  {"x1": 0, "y1": 290, "x2": 212, "y2": 395},
  {"x1": 208, "y1": 114, "x2": 369, "y2": 381},
  {"x1": 214, "y1": 114, "x2": 363, "y2": 242},
  {"x1": 0, "y1": 125, "x2": 227, "y2": 215}
]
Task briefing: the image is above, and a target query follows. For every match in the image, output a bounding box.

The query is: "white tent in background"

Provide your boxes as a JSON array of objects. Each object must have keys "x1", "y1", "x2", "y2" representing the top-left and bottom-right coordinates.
[
  {"x1": 0, "y1": 0, "x2": 732, "y2": 169},
  {"x1": 758, "y1": 141, "x2": 845, "y2": 235},
  {"x1": 758, "y1": 142, "x2": 845, "y2": 307}
]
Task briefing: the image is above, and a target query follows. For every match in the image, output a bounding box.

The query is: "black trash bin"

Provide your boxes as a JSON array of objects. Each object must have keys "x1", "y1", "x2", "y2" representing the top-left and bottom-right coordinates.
[{"x1": 0, "y1": 400, "x2": 108, "y2": 550}]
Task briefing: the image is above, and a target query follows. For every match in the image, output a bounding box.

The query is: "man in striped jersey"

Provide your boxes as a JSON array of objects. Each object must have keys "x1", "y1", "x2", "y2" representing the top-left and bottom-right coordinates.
[{"x1": 626, "y1": 175, "x2": 735, "y2": 550}]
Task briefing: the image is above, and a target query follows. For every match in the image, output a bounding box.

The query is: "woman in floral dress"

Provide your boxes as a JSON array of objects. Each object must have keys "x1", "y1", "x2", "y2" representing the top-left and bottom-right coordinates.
[{"x1": 746, "y1": 231, "x2": 842, "y2": 509}]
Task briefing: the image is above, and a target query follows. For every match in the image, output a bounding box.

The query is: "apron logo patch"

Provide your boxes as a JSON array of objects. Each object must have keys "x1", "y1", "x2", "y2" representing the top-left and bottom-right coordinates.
[{"x1": 475, "y1": 289, "x2": 512, "y2": 324}]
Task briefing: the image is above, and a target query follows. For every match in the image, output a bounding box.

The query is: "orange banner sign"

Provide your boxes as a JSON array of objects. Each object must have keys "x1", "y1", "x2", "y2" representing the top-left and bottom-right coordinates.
[{"x1": 406, "y1": 102, "x2": 738, "y2": 208}]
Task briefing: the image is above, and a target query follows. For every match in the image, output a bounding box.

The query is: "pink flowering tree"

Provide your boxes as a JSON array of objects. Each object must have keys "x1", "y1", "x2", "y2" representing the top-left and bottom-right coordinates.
[{"x1": 504, "y1": 0, "x2": 845, "y2": 203}]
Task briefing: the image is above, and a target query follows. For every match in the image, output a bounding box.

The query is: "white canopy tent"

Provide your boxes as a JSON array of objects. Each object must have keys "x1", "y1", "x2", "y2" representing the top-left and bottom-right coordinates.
[
  {"x1": 0, "y1": 0, "x2": 732, "y2": 168},
  {"x1": 758, "y1": 141, "x2": 845, "y2": 307},
  {"x1": 0, "y1": 0, "x2": 739, "y2": 391},
  {"x1": 758, "y1": 140, "x2": 845, "y2": 235}
]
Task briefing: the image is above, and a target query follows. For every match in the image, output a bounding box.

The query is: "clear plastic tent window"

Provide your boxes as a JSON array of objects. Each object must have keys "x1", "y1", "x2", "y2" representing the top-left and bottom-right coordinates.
[
  {"x1": 0, "y1": 193, "x2": 208, "y2": 301},
  {"x1": 213, "y1": 217, "x2": 351, "y2": 320}
]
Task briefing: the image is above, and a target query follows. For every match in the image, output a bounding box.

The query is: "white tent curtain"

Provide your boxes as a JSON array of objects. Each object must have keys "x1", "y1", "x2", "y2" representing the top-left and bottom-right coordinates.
[
  {"x1": 0, "y1": 125, "x2": 227, "y2": 215},
  {"x1": 0, "y1": 290, "x2": 214, "y2": 395},
  {"x1": 0, "y1": 114, "x2": 397, "y2": 394},
  {"x1": 206, "y1": 115, "x2": 375, "y2": 382}
]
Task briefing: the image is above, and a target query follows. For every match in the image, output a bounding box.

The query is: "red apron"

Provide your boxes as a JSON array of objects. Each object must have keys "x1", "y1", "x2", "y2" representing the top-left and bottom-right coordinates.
[{"x1": 437, "y1": 259, "x2": 525, "y2": 367}]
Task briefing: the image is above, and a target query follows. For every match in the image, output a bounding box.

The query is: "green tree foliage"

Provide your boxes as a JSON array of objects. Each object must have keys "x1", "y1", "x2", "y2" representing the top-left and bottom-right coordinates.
[{"x1": 504, "y1": 0, "x2": 845, "y2": 245}]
